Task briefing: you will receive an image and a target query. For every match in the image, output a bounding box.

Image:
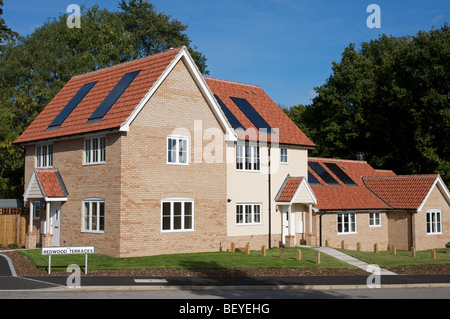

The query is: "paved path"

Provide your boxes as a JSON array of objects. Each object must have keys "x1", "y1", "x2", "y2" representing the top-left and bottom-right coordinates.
[{"x1": 312, "y1": 246, "x2": 397, "y2": 275}]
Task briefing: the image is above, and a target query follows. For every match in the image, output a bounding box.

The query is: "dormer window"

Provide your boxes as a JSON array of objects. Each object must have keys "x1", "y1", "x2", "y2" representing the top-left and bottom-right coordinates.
[{"x1": 36, "y1": 144, "x2": 53, "y2": 168}]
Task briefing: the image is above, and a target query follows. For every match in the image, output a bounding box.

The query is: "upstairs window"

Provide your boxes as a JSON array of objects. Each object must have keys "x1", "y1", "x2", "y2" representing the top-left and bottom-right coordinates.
[
  {"x1": 84, "y1": 137, "x2": 105, "y2": 164},
  {"x1": 280, "y1": 147, "x2": 288, "y2": 164},
  {"x1": 236, "y1": 143, "x2": 260, "y2": 171},
  {"x1": 36, "y1": 144, "x2": 53, "y2": 168},
  {"x1": 167, "y1": 136, "x2": 189, "y2": 165}
]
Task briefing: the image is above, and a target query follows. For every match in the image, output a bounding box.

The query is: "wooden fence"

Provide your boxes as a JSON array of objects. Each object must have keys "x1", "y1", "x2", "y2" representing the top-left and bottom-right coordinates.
[{"x1": 0, "y1": 208, "x2": 29, "y2": 248}]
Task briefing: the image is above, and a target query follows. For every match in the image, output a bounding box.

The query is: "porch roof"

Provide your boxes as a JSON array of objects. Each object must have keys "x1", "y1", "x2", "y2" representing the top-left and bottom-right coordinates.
[{"x1": 24, "y1": 169, "x2": 68, "y2": 201}]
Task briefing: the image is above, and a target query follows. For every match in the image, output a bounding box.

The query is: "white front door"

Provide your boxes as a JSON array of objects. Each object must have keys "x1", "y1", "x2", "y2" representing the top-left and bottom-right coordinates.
[
  {"x1": 50, "y1": 202, "x2": 61, "y2": 246},
  {"x1": 282, "y1": 206, "x2": 295, "y2": 245}
]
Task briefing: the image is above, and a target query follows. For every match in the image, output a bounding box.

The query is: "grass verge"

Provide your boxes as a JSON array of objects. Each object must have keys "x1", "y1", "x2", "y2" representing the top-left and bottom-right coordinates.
[
  {"x1": 19, "y1": 247, "x2": 354, "y2": 272},
  {"x1": 339, "y1": 248, "x2": 450, "y2": 268}
]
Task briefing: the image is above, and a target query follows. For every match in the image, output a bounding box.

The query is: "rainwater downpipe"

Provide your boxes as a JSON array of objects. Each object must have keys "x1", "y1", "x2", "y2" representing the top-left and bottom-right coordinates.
[{"x1": 268, "y1": 145, "x2": 272, "y2": 249}]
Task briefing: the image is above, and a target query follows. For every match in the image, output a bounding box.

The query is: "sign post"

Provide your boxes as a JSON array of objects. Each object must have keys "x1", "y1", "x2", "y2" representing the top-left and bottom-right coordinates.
[{"x1": 41, "y1": 246, "x2": 95, "y2": 274}]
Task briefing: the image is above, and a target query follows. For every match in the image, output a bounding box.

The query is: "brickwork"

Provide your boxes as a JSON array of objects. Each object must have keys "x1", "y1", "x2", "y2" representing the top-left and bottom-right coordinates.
[
  {"x1": 317, "y1": 212, "x2": 389, "y2": 251},
  {"x1": 414, "y1": 186, "x2": 450, "y2": 251},
  {"x1": 118, "y1": 59, "x2": 228, "y2": 257}
]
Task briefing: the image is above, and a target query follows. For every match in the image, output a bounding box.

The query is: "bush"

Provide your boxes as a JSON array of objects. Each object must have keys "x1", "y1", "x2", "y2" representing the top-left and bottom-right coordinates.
[{"x1": 446, "y1": 242, "x2": 450, "y2": 248}]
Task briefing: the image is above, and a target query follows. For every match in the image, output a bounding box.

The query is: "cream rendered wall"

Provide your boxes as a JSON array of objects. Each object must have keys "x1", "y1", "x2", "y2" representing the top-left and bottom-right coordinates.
[{"x1": 226, "y1": 142, "x2": 308, "y2": 242}]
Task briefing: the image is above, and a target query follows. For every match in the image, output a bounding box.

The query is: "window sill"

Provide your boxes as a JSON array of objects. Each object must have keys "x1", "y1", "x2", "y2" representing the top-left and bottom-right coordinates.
[
  {"x1": 82, "y1": 162, "x2": 106, "y2": 166},
  {"x1": 81, "y1": 230, "x2": 105, "y2": 234},
  {"x1": 161, "y1": 229, "x2": 194, "y2": 233}
]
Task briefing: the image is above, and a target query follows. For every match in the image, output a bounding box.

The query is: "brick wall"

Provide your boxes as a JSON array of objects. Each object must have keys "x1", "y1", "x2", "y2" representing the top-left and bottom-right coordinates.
[
  {"x1": 317, "y1": 211, "x2": 389, "y2": 251},
  {"x1": 415, "y1": 185, "x2": 450, "y2": 251},
  {"x1": 118, "y1": 59, "x2": 229, "y2": 257}
]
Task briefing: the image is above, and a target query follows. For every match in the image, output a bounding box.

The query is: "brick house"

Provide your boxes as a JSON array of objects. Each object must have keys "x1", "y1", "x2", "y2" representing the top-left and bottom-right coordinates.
[
  {"x1": 276, "y1": 157, "x2": 450, "y2": 252},
  {"x1": 14, "y1": 47, "x2": 450, "y2": 256}
]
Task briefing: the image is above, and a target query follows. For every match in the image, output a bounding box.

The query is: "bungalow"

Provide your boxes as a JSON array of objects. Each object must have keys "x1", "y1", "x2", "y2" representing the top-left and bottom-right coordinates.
[{"x1": 14, "y1": 47, "x2": 450, "y2": 257}]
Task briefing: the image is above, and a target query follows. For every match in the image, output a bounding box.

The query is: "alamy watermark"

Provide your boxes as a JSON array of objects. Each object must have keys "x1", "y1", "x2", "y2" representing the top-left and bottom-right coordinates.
[
  {"x1": 67, "y1": 4, "x2": 81, "y2": 29},
  {"x1": 366, "y1": 4, "x2": 381, "y2": 29},
  {"x1": 366, "y1": 264, "x2": 381, "y2": 288}
]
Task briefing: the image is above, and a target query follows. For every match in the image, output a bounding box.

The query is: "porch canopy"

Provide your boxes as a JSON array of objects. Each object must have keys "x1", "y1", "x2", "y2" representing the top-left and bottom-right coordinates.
[
  {"x1": 24, "y1": 168, "x2": 68, "y2": 236},
  {"x1": 275, "y1": 175, "x2": 317, "y2": 243}
]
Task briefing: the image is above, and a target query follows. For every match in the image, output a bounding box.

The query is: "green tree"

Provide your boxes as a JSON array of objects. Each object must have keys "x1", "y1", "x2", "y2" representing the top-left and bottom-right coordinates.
[
  {"x1": 287, "y1": 25, "x2": 450, "y2": 183},
  {"x1": 0, "y1": 1, "x2": 208, "y2": 198}
]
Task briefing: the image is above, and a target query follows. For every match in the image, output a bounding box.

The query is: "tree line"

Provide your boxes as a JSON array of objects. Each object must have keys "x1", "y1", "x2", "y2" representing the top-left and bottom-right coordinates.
[
  {"x1": 0, "y1": 0, "x2": 207, "y2": 198},
  {"x1": 285, "y1": 24, "x2": 450, "y2": 185}
]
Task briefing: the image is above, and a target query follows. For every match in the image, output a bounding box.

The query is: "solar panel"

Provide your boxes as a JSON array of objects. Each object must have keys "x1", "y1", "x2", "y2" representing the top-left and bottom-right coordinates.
[
  {"x1": 308, "y1": 161, "x2": 340, "y2": 186},
  {"x1": 87, "y1": 70, "x2": 141, "y2": 122},
  {"x1": 324, "y1": 163, "x2": 358, "y2": 186},
  {"x1": 230, "y1": 97, "x2": 274, "y2": 134},
  {"x1": 308, "y1": 171, "x2": 322, "y2": 186},
  {"x1": 213, "y1": 94, "x2": 244, "y2": 130},
  {"x1": 48, "y1": 81, "x2": 97, "y2": 129}
]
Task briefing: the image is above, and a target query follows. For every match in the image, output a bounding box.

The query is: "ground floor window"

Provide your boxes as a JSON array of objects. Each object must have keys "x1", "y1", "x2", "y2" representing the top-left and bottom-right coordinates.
[
  {"x1": 369, "y1": 212, "x2": 381, "y2": 227},
  {"x1": 236, "y1": 203, "x2": 261, "y2": 225},
  {"x1": 337, "y1": 213, "x2": 356, "y2": 234},
  {"x1": 162, "y1": 199, "x2": 193, "y2": 232},
  {"x1": 83, "y1": 199, "x2": 105, "y2": 232},
  {"x1": 426, "y1": 210, "x2": 442, "y2": 234}
]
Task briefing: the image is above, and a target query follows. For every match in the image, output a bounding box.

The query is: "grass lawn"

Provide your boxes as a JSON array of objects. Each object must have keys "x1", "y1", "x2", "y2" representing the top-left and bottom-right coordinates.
[
  {"x1": 340, "y1": 248, "x2": 450, "y2": 268},
  {"x1": 19, "y1": 247, "x2": 354, "y2": 272}
]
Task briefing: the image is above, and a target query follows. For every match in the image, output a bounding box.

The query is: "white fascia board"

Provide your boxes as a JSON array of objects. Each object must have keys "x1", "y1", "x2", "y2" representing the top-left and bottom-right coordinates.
[
  {"x1": 417, "y1": 175, "x2": 450, "y2": 212},
  {"x1": 23, "y1": 171, "x2": 44, "y2": 201},
  {"x1": 119, "y1": 47, "x2": 237, "y2": 142}
]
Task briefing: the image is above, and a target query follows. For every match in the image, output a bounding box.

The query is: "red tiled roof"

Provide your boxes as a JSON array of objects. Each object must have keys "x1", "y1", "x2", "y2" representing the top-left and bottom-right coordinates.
[
  {"x1": 276, "y1": 177, "x2": 304, "y2": 202},
  {"x1": 309, "y1": 158, "x2": 395, "y2": 211},
  {"x1": 14, "y1": 47, "x2": 183, "y2": 144},
  {"x1": 205, "y1": 77, "x2": 315, "y2": 147},
  {"x1": 35, "y1": 169, "x2": 68, "y2": 198},
  {"x1": 362, "y1": 175, "x2": 438, "y2": 210}
]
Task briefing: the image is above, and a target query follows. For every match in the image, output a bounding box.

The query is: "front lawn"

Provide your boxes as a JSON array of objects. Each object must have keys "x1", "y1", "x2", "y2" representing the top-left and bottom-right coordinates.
[
  {"x1": 19, "y1": 247, "x2": 353, "y2": 272},
  {"x1": 340, "y1": 248, "x2": 450, "y2": 268}
]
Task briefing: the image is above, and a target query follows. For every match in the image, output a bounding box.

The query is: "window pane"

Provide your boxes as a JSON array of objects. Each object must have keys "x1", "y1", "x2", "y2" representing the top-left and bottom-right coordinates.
[
  {"x1": 245, "y1": 205, "x2": 252, "y2": 223},
  {"x1": 99, "y1": 202, "x2": 105, "y2": 231},
  {"x1": 42, "y1": 145, "x2": 47, "y2": 167},
  {"x1": 253, "y1": 146, "x2": 260, "y2": 170},
  {"x1": 245, "y1": 145, "x2": 251, "y2": 170},
  {"x1": 85, "y1": 139, "x2": 91, "y2": 163},
  {"x1": 91, "y1": 202, "x2": 98, "y2": 230},
  {"x1": 92, "y1": 138, "x2": 98, "y2": 162},
  {"x1": 100, "y1": 137, "x2": 105, "y2": 162},
  {"x1": 48, "y1": 144, "x2": 53, "y2": 167},
  {"x1": 236, "y1": 205, "x2": 243, "y2": 224},
  {"x1": 168, "y1": 138, "x2": 176, "y2": 163},
  {"x1": 184, "y1": 202, "x2": 192, "y2": 229},
  {"x1": 254, "y1": 205, "x2": 261, "y2": 223},
  {"x1": 179, "y1": 139, "x2": 188, "y2": 164},
  {"x1": 173, "y1": 202, "x2": 182, "y2": 230},
  {"x1": 162, "y1": 202, "x2": 171, "y2": 230},
  {"x1": 236, "y1": 145, "x2": 243, "y2": 170},
  {"x1": 83, "y1": 202, "x2": 90, "y2": 230}
]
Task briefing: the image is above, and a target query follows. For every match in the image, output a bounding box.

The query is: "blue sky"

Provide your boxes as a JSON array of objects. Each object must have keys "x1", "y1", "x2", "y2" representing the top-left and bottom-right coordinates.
[{"x1": 2, "y1": 0, "x2": 448, "y2": 107}]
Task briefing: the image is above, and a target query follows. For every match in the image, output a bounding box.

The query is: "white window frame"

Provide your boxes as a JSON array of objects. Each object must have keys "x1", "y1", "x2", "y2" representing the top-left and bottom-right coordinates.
[
  {"x1": 426, "y1": 210, "x2": 442, "y2": 234},
  {"x1": 236, "y1": 203, "x2": 262, "y2": 225},
  {"x1": 236, "y1": 143, "x2": 260, "y2": 171},
  {"x1": 369, "y1": 212, "x2": 381, "y2": 227},
  {"x1": 167, "y1": 136, "x2": 189, "y2": 165},
  {"x1": 82, "y1": 198, "x2": 105, "y2": 233},
  {"x1": 84, "y1": 136, "x2": 106, "y2": 165},
  {"x1": 33, "y1": 201, "x2": 40, "y2": 219},
  {"x1": 161, "y1": 198, "x2": 194, "y2": 232},
  {"x1": 337, "y1": 213, "x2": 356, "y2": 234},
  {"x1": 280, "y1": 147, "x2": 288, "y2": 164},
  {"x1": 36, "y1": 144, "x2": 53, "y2": 168}
]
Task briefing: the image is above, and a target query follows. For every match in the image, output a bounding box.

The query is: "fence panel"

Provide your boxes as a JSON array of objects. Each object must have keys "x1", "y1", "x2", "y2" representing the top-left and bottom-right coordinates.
[{"x1": 0, "y1": 208, "x2": 29, "y2": 247}]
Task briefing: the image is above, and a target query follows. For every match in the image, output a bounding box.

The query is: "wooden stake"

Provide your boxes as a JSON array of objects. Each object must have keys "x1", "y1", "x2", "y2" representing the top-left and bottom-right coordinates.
[
  {"x1": 297, "y1": 249, "x2": 302, "y2": 261},
  {"x1": 262, "y1": 245, "x2": 266, "y2": 257},
  {"x1": 316, "y1": 251, "x2": 321, "y2": 264},
  {"x1": 231, "y1": 242, "x2": 235, "y2": 253}
]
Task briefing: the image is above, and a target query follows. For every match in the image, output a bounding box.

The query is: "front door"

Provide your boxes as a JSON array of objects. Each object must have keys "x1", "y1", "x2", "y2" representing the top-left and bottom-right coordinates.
[
  {"x1": 50, "y1": 202, "x2": 61, "y2": 246},
  {"x1": 281, "y1": 206, "x2": 295, "y2": 245}
]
